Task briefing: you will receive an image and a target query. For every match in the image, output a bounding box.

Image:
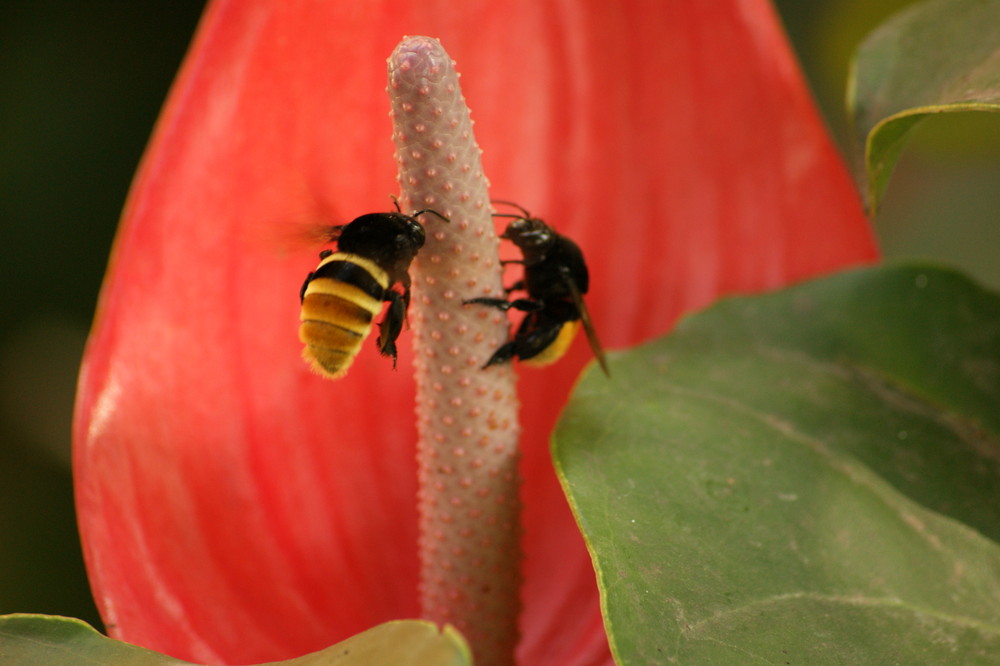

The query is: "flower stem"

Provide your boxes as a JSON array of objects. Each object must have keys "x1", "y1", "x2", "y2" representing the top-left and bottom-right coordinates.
[{"x1": 387, "y1": 37, "x2": 522, "y2": 665}]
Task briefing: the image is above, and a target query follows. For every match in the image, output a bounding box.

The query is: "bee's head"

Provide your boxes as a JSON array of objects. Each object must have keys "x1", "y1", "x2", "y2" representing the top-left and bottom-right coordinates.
[
  {"x1": 502, "y1": 217, "x2": 555, "y2": 254},
  {"x1": 396, "y1": 215, "x2": 426, "y2": 253}
]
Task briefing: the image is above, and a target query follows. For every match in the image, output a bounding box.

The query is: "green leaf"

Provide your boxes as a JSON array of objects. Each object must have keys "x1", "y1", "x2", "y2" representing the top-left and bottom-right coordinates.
[
  {"x1": 0, "y1": 615, "x2": 471, "y2": 666},
  {"x1": 847, "y1": 0, "x2": 1000, "y2": 213},
  {"x1": 554, "y1": 264, "x2": 1000, "y2": 664}
]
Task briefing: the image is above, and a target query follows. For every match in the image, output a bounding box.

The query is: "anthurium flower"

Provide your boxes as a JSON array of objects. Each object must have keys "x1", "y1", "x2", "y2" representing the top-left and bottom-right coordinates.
[{"x1": 73, "y1": 1, "x2": 877, "y2": 665}]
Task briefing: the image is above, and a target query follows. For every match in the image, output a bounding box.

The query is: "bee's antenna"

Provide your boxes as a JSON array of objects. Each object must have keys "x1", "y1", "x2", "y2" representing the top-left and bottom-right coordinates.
[
  {"x1": 390, "y1": 194, "x2": 449, "y2": 223},
  {"x1": 490, "y1": 199, "x2": 532, "y2": 219},
  {"x1": 411, "y1": 209, "x2": 450, "y2": 223}
]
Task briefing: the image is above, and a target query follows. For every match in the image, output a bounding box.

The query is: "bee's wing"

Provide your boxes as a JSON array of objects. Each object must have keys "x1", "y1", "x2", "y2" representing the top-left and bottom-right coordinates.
[
  {"x1": 325, "y1": 224, "x2": 345, "y2": 242},
  {"x1": 562, "y1": 269, "x2": 610, "y2": 377},
  {"x1": 299, "y1": 224, "x2": 344, "y2": 246}
]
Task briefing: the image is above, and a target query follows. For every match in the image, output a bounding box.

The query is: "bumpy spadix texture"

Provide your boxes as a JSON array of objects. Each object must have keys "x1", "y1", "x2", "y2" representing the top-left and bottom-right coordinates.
[
  {"x1": 73, "y1": 2, "x2": 877, "y2": 665},
  {"x1": 388, "y1": 37, "x2": 521, "y2": 665}
]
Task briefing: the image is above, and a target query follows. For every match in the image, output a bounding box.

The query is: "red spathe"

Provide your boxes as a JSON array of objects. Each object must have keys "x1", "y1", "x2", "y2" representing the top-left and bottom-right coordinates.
[{"x1": 74, "y1": 1, "x2": 876, "y2": 664}]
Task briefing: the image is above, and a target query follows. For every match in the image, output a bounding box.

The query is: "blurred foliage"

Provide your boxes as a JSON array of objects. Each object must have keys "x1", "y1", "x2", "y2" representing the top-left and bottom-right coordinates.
[
  {"x1": 776, "y1": 0, "x2": 1000, "y2": 287},
  {"x1": 0, "y1": 0, "x2": 995, "y2": 634}
]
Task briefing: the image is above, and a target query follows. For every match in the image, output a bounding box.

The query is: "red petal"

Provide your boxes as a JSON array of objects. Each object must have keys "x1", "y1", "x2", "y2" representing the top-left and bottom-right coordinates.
[
  {"x1": 76, "y1": 2, "x2": 421, "y2": 661},
  {"x1": 74, "y1": 1, "x2": 875, "y2": 664}
]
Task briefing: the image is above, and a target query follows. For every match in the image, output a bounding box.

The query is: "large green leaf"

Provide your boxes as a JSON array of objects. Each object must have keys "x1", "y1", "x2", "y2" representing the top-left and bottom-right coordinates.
[
  {"x1": 847, "y1": 0, "x2": 1000, "y2": 213},
  {"x1": 0, "y1": 615, "x2": 471, "y2": 665},
  {"x1": 554, "y1": 264, "x2": 1000, "y2": 664}
]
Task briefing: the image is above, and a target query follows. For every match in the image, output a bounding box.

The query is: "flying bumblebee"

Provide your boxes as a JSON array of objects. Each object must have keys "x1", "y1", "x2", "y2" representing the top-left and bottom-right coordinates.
[
  {"x1": 464, "y1": 201, "x2": 609, "y2": 376},
  {"x1": 299, "y1": 201, "x2": 448, "y2": 379}
]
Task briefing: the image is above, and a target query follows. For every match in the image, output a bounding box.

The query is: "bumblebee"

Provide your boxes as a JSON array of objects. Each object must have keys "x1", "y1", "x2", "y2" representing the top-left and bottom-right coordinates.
[
  {"x1": 464, "y1": 201, "x2": 609, "y2": 376},
  {"x1": 299, "y1": 202, "x2": 447, "y2": 379}
]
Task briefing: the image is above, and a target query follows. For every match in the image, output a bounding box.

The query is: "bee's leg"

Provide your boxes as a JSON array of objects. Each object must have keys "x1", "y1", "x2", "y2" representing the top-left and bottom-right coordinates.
[
  {"x1": 463, "y1": 296, "x2": 542, "y2": 312},
  {"x1": 506, "y1": 298, "x2": 542, "y2": 312},
  {"x1": 509, "y1": 319, "x2": 563, "y2": 363},
  {"x1": 299, "y1": 273, "x2": 315, "y2": 302},
  {"x1": 400, "y1": 278, "x2": 412, "y2": 329},
  {"x1": 502, "y1": 279, "x2": 524, "y2": 294},
  {"x1": 481, "y1": 313, "x2": 562, "y2": 368},
  {"x1": 463, "y1": 296, "x2": 511, "y2": 309},
  {"x1": 377, "y1": 291, "x2": 406, "y2": 369},
  {"x1": 481, "y1": 341, "x2": 517, "y2": 368}
]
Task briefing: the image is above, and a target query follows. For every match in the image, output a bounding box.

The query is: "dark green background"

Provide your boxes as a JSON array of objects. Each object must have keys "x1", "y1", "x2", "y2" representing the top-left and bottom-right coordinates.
[{"x1": 0, "y1": 0, "x2": 996, "y2": 631}]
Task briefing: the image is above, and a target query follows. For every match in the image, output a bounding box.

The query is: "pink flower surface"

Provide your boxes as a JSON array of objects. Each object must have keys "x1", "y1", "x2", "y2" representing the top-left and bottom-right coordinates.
[{"x1": 73, "y1": 1, "x2": 877, "y2": 664}]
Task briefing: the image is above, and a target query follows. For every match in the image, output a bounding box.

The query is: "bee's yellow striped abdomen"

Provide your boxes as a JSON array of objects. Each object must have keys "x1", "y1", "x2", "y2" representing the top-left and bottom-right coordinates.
[{"x1": 299, "y1": 253, "x2": 389, "y2": 379}]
